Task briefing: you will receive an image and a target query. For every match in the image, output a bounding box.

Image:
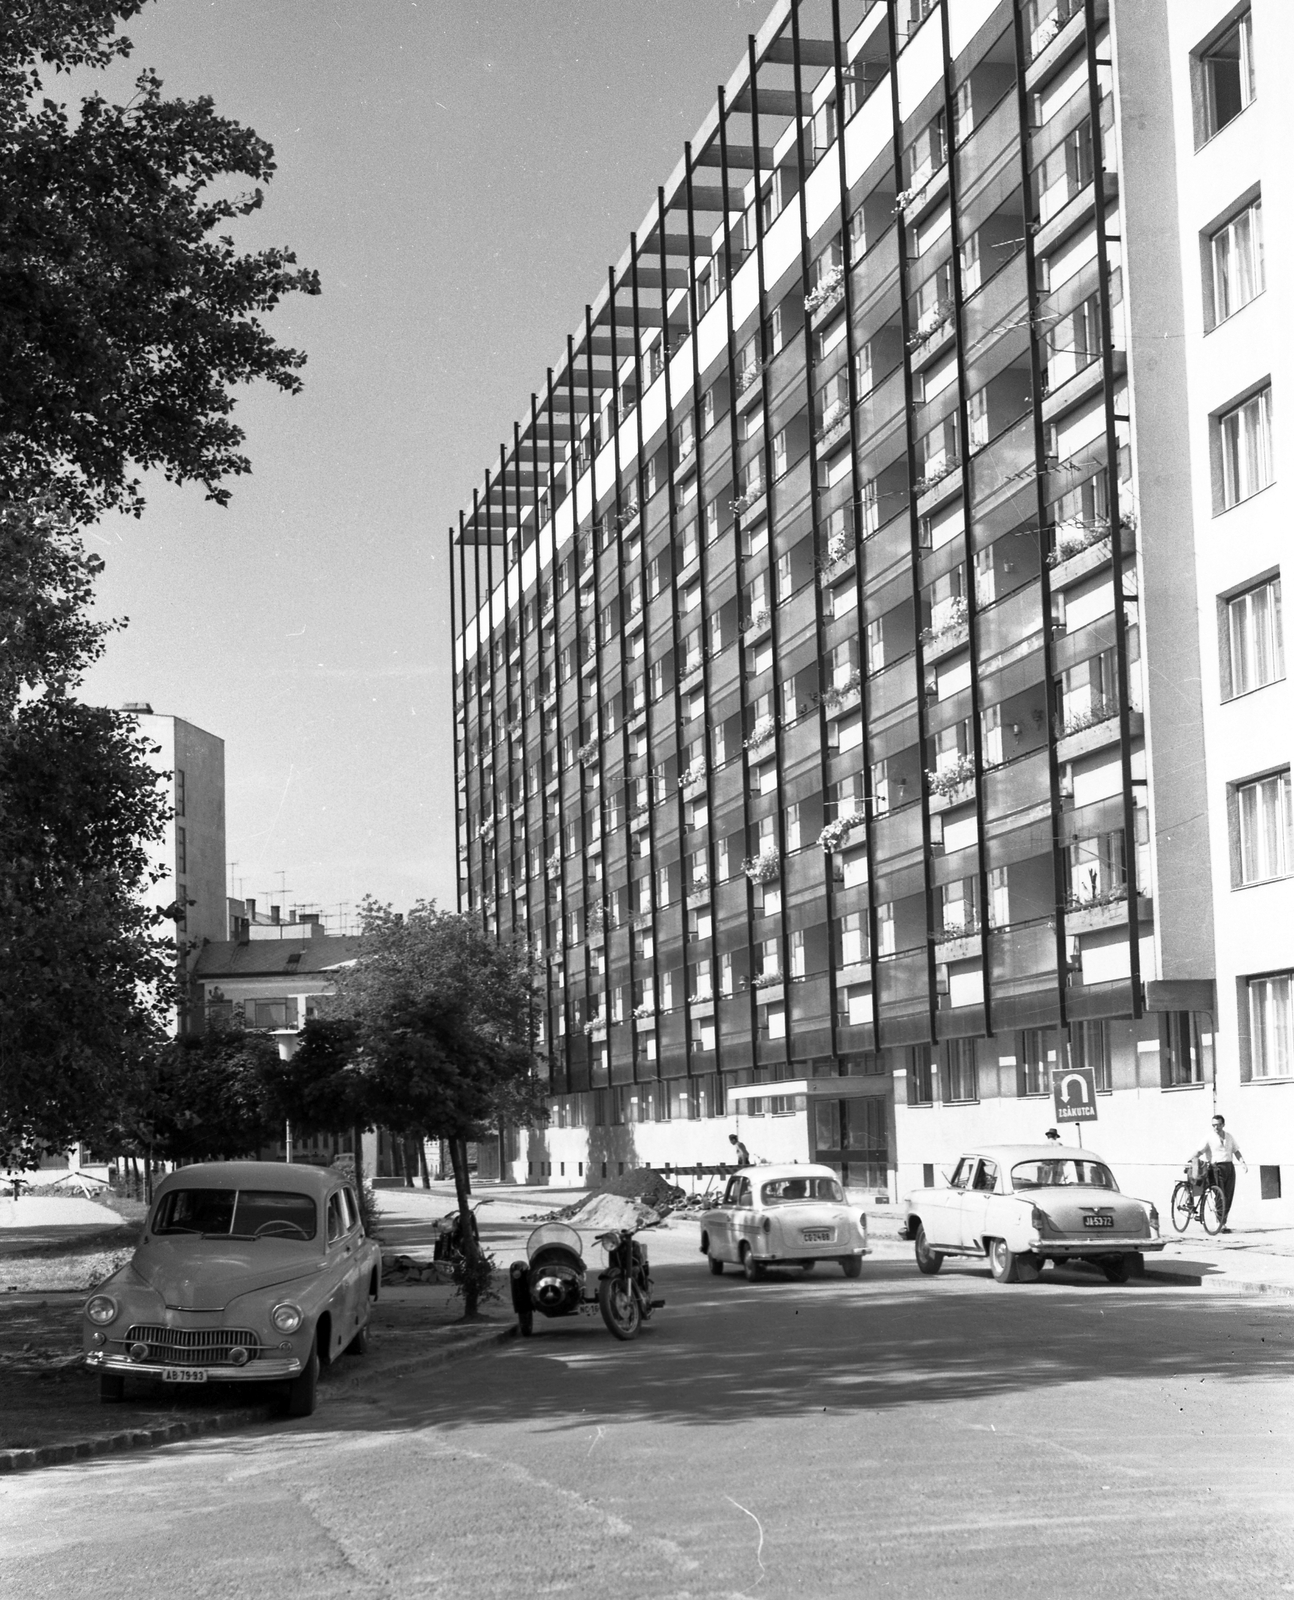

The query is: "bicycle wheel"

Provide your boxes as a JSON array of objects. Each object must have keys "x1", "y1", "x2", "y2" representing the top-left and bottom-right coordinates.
[
  {"x1": 1170, "y1": 1182, "x2": 1193, "y2": 1233},
  {"x1": 1201, "y1": 1185, "x2": 1226, "y2": 1235}
]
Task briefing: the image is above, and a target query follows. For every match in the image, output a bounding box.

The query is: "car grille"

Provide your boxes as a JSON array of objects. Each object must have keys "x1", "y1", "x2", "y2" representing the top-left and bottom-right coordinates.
[{"x1": 125, "y1": 1325, "x2": 262, "y2": 1365}]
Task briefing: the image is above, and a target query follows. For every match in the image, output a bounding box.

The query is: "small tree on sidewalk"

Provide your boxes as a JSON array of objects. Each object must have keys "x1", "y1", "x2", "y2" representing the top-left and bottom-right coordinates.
[{"x1": 320, "y1": 900, "x2": 543, "y2": 1317}]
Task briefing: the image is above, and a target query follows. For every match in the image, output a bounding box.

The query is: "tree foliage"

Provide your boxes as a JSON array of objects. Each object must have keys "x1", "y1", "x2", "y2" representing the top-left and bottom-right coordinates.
[
  {"x1": 0, "y1": 2, "x2": 320, "y2": 519},
  {"x1": 124, "y1": 1027, "x2": 281, "y2": 1164}
]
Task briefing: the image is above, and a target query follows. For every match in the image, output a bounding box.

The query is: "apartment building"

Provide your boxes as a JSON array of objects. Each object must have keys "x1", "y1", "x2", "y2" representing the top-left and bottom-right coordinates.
[{"x1": 449, "y1": 0, "x2": 1291, "y2": 1221}]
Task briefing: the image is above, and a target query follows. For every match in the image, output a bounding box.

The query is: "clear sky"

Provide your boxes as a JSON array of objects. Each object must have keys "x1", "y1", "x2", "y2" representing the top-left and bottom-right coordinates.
[{"x1": 77, "y1": 0, "x2": 769, "y2": 929}]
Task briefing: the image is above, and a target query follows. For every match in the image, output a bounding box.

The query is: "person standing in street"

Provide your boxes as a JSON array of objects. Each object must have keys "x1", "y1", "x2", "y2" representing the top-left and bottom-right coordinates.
[{"x1": 1194, "y1": 1115, "x2": 1247, "y2": 1231}]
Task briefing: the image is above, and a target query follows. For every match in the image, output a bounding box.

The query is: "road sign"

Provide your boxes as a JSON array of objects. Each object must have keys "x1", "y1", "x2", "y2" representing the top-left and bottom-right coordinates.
[{"x1": 1052, "y1": 1066, "x2": 1098, "y2": 1122}]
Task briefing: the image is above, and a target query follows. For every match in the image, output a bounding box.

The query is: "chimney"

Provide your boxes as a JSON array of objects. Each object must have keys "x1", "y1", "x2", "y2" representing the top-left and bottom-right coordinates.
[
  {"x1": 245, "y1": 897, "x2": 256, "y2": 921},
  {"x1": 300, "y1": 912, "x2": 322, "y2": 938},
  {"x1": 270, "y1": 905, "x2": 281, "y2": 925},
  {"x1": 121, "y1": 701, "x2": 154, "y2": 714}
]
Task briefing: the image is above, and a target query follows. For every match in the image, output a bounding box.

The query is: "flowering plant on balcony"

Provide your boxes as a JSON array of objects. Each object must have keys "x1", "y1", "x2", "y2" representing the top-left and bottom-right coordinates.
[
  {"x1": 479, "y1": 814, "x2": 496, "y2": 839},
  {"x1": 926, "y1": 753, "x2": 977, "y2": 799},
  {"x1": 744, "y1": 715, "x2": 776, "y2": 753},
  {"x1": 686, "y1": 991, "x2": 712, "y2": 1007},
  {"x1": 678, "y1": 756, "x2": 707, "y2": 789},
  {"x1": 937, "y1": 914, "x2": 980, "y2": 941},
  {"x1": 586, "y1": 902, "x2": 606, "y2": 935},
  {"x1": 825, "y1": 525, "x2": 853, "y2": 567},
  {"x1": 818, "y1": 811, "x2": 863, "y2": 851},
  {"x1": 820, "y1": 669, "x2": 862, "y2": 711},
  {"x1": 815, "y1": 401, "x2": 849, "y2": 448},
  {"x1": 804, "y1": 264, "x2": 844, "y2": 314},
  {"x1": 1056, "y1": 695, "x2": 1121, "y2": 740},
  {"x1": 616, "y1": 499, "x2": 640, "y2": 528},
  {"x1": 736, "y1": 359, "x2": 764, "y2": 395},
  {"x1": 906, "y1": 297, "x2": 955, "y2": 349},
  {"x1": 751, "y1": 969, "x2": 783, "y2": 990},
  {"x1": 632, "y1": 1002, "x2": 656, "y2": 1021},
  {"x1": 730, "y1": 481, "x2": 765, "y2": 516},
  {"x1": 742, "y1": 845, "x2": 781, "y2": 884},
  {"x1": 920, "y1": 595, "x2": 969, "y2": 645},
  {"x1": 913, "y1": 454, "x2": 960, "y2": 494},
  {"x1": 544, "y1": 849, "x2": 561, "y2": 879},
  {"x1": 1065, "y1": 882, "x2": 1128, "y2": 913},
  {"x1": 575, "y1": 738, "x2": 599, "y2": 765},
  {"x1": 583, "y1": 1017, "x2": 606, "y2": 1038}
]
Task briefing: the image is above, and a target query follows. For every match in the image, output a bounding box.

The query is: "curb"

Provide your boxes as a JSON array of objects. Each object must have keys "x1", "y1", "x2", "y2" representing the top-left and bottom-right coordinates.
[
  {"x1": 1144, "y1": 1264, "x2": 1294, "y2": 1298},
  {"x1": 0, "y1": 1322, "x2": 515, "y2": 1477}
]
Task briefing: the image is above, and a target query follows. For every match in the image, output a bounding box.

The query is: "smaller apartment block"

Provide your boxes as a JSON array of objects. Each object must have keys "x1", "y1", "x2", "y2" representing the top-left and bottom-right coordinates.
[{"x1": 449, "y1": 0, "x2": 1293, "y2": 1223}]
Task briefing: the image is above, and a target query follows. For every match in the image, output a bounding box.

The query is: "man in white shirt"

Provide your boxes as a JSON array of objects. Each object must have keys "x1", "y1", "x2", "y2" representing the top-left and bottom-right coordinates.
[{"x1": 1194, "y1": 1115, "x2": 1247, "y2": 1231}]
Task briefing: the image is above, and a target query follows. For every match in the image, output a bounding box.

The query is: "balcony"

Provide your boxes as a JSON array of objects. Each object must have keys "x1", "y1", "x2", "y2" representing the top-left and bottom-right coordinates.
[
  {"x1": 1065, "y1": 892, "x2": 1154, "y2": 936},
  {"x1": 1055, "y1": 707, "x2": 1143, "y2": 765}
]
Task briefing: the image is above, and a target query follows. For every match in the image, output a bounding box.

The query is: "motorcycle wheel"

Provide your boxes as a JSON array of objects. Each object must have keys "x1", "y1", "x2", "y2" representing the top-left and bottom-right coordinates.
[{"x1": 598, "y1": 1274, "x2": 642, "y2": 1341}]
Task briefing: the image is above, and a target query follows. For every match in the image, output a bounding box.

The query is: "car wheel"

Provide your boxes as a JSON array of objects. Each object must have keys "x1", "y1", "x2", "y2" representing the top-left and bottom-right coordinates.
[
  {"x1": 345, "y1": 1322, "x2": 370, "y2": 1356},
  {"x1": 1170, "y1": 1182, "x2": 1193, "y2": 1233},
  {"x1": 98, "y1": 1371, "x2": 125, "y2": 1403},
  {"x1": 707, "y1": 1254, "x2": 724, "y2": 1276},
  {"x1": 284, "y1": 1334, "x2": 319, "y2": 1418},
  {"x1": 1100, "y1": 1255, "x2": 1133, "y2": 1284},
  {"x1": 988, "y1": 1239, "x2": 1020, "y2": 1284},
  {"x1": 914, "y1": 1225, "x2": 944, "y2": 1276},
  {"x1": 840, "y1": 1256, "x2": 863, "y2": 1280},
  {"x1": 1014, "y1": 1252, "x2": 1043, "y2": 1284},
  {"x1": 740, "y1": 1244, "x2": 766, "y2": 1282}
]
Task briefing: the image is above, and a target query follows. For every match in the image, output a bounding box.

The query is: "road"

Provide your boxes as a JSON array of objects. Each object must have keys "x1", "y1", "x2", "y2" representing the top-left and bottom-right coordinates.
[{"x1": 3, "y1": 1252, "x2": 1292, "y2": 1600}]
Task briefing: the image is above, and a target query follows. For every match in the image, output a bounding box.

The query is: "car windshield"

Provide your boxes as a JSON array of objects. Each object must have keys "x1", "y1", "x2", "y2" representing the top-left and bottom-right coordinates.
[
  {"x1": 760, "y1": 1177, "x2": 844, "y2": 1205},
  {"x1": 152, "y1": 1188, "x2": 319, "y2": 1240},
  {"x1": 1010, "y1": 1159, "x2": 1118, "y2": 1192}
]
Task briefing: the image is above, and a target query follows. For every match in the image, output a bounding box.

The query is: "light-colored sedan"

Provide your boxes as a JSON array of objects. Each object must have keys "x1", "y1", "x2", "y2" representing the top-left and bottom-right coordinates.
[
  {"x1": 699, "y1": 1164, "x2": 870, "y2": 1280},
  {"x1": 82, "y1": 1160, "x2": 381, "y2": 1416},
  {"x1": 900, "y1": 1145, "x2": 1164, "y2": 1283}
]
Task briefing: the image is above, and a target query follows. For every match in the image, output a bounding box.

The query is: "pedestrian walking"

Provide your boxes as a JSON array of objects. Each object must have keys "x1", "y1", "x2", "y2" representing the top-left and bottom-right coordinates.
[
  {"x1": 1194, "y1": 1114, "x2": 1247, "y2": 1230},
  {"x1": 728, "y1": 1133, "x2": 750, "y2": 1167}
]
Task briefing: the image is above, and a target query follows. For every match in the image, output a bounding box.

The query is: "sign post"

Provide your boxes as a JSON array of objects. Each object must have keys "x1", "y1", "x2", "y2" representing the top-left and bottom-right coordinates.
[{"x1": 1052, "y1": 1066, "x2": 1098, "y2": 1135}]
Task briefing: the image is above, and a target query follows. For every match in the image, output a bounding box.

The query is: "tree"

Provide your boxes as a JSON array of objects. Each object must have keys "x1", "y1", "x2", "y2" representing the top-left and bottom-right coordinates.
[
  {"x1": 0, "y1": 2, "x2": 320, "y2": 519},
  {"x1": 321, "y1": 901, "x2": 543, "y2": 1317},
  {"x1": 268, "y1": 1018, "x2": 370, "y2": 1193},
  {"x1": 0, "y1": 6, "x2": 318, "y2": 1161},
  {"x1": 122, "y1": 1027, "x2": 281, "y2": 1165}
]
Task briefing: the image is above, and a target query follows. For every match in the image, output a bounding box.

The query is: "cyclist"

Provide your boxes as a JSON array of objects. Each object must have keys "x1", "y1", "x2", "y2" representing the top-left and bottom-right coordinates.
[{"x1": 1192, "y1": 1114, "x2": 1247, "y2": 1232}]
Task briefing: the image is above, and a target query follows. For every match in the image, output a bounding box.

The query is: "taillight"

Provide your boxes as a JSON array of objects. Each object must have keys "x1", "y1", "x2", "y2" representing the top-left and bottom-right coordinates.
[
  {"x1": 1030, "y1": 1206, "x2": 1047, "y2": 1234},
  {"x1": 1148, "y1": 1205, "x2": 1160, "y2": 1231},
  {"x1": 860, "y1": 1214, "x2": 868, "y2": 1236},
  {"x1": 762, "y1": 1217, "x2": 771, "y2": 1235}
]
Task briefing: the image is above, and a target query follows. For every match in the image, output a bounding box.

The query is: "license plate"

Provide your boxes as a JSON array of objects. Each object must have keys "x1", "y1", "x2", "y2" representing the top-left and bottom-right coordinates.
[
  {"x1": 801, "y1": 1229, "x2": 832, "y2": 1243},
  {"x1": 160, "y1": 1367, "x2": 208, "y2": 1384},
  {"x1": 1082, "y1": 1216, "x2": 1114, "y2": 1229}
]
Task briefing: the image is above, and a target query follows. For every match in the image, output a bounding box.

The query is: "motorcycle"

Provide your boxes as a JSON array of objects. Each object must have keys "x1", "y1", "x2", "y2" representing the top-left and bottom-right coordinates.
[
  {"x1": 432, "y1": 1197, "x2": 493, "y2": 1274},
  {"x1": 509, "y1": 1219, "x2": 665, "y2": 1341}
]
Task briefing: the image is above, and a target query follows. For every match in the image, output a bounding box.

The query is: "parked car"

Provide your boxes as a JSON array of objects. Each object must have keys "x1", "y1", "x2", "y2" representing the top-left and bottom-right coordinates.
[
  {"x1": 82, "y1": 1161, "x2": 381, "y2": 1416},
  {"x1": 900, "y1": 1145, "x2": 1164, "y2": 1283},
  {"x1": 699, "y1": 1164, "x2": 870, "y2": 1280}
]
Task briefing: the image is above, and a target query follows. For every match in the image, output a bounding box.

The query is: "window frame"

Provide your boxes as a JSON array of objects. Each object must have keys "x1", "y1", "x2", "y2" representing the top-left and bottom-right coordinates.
[
  {"x1": 1230, "y1": 766, "x2": 1292, "y2": 887},
  {"x1": 1205, "y1": 193, "x2": 1264, "y2": 330},
  {"x1": 1193, "y1": 8, "x2": 1256, "y2": 147},
  {"x1": 1243, "y1": 970, "x2": 1294, "y2": 1081},
  {"x1": 1219, "y1": 571, "x2": 1283, "y2": 699},
  {"x1": 1214, "y1": 383, "x2": 1273, "y2": 512}
]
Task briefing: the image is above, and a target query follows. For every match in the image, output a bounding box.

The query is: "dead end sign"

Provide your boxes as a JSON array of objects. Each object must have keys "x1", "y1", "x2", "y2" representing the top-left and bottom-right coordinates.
[{"x1": 1052, "y1": 1066, "x2": 1098, "y2": 1122}]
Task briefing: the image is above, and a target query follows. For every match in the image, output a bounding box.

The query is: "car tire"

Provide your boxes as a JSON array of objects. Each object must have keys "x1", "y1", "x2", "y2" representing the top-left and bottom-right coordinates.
[
  {"x1": 284, "y1": 1334, "x2": 319, "y2": 1418},
  {"x1": 1101, "y1": 1255, "x2": 1133, "y2": 1284},
  {"x1": 1014, "y1": 1252, "x2": 1043, "y2": 1284},
  {"x1": 98, "y1": 1372, "x2": 125, "y2": 1403},
  {"x1": 707, "y1": 1255, "x2": 724, "y2": 1276},
  {"x1": 988, "y1": 1239, "x2": 1021, "y2": 1284},
  {"x1": 914, "y1": 1225, "x2": 944, "y2": 1276},
  {"x1": 840, "y1": 1256, "x2": 863, "y2": 1280},
  {"x1": 740, "y1": 1244, "x2": 766, "y2": 1282},
  {"x1": 345, "y1": 1322, "x2": 370, "y2": 1356}
]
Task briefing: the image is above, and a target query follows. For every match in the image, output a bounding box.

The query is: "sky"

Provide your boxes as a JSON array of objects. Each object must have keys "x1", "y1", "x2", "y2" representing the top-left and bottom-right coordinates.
[{"x1": 76, "y1": 0, "x2": 770, "y2": 930}]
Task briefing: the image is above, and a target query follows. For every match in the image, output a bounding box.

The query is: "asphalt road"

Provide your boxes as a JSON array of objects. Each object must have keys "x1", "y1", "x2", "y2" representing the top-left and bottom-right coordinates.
[{"x1": 3, "y1": 1255, "x2": 1292, "y2": 1600}]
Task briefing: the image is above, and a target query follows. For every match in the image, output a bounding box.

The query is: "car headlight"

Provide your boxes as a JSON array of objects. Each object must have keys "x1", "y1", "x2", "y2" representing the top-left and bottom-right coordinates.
[
  {"x1": 271, "y1": 1302, "x2": 303, "y2": 1334},
  {"x1": 85, "y1": 1295, "x2": 118, "y2": 1326}
]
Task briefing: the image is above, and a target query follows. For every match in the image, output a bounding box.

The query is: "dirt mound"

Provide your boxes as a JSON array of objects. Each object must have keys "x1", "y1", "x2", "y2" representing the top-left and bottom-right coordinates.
[{"x1": 520, "y1": 1167, "x2": 684, "y2": 1225}]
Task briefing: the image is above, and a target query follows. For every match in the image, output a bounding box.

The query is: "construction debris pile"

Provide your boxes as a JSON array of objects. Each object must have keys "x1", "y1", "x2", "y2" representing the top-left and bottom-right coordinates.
[{"x1": 521, "y1": 1168, "x2": 685, "y2": 1226}]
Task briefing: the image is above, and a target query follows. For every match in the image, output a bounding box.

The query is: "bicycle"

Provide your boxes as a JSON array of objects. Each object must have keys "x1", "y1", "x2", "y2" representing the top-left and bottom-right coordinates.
[{"x1": 1170, "y1": 1158, "x2": 1226, "y2": 1235}]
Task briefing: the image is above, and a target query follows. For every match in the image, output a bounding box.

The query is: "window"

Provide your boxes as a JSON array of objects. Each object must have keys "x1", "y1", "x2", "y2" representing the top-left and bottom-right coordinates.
[
  {"x1": 1223, "y1": 577, "x2": 1283, "y2": 697},
  {"x1": 1249, "y1": 974, "x2": 1292, "y2": 1079},
  {"x1": 836, "y1": 911, "x2": 868, "y2": 967},
  {"x1": 174, "y1": 768, "x2": 186, "y2": 818},
  {"x1": 1070, "y1": 1019, "x2": 1111, "y2": 1093},
  {"x1": 1219, "y1": 387, "x2": 1272, "y2": 508},
  {"x1": 1210, "y1": 199, "x2": 1264, "y2": 325},
  {"x1": 176, "y1": 826, "x2": 187, "y2": 874},
  {"x1": 907, "y1": 1050, "x2": 934, "y2": 1105},
  {"x1": 1018, "y1": 1030, "x2": 1053, "y2": 1097},
  {"x1": 941, "y1": 1039, "x2": 978, "y2": 1103},
  {"x1": 1162, "y1": 1011, "x2": 1210, "y2": 1087},
  {"x1": 1199, "y1": 12, "x2": 1255, "y2": 142},
  {"x1": 1235, "y1": 769, "x2": 1291, "y2": 885}
]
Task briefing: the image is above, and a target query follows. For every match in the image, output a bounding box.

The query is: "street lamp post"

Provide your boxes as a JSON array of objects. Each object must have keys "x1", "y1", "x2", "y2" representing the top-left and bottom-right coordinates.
[{"x1": 271, "y1": 1028, "x2": 301, "y2": 1164}]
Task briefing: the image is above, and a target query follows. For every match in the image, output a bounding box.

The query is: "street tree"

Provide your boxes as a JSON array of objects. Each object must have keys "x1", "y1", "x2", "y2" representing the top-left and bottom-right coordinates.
[
  {"x1": 0, "y1": 5, "x2": 318, "y2": 1163},
  {"x1": 322, "y1": 901, "x2": 543, "y2": 1317},
  {"x1": 269, "y1": 1018, "x2": 371, "y2": 1193},
  {"x1": 123, "y1": 1027, "x2": 282, "y2": 1166}
]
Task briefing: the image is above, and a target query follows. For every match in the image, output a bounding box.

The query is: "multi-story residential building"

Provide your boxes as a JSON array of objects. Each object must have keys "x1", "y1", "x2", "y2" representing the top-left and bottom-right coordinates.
[
  {"x1": 124, "y1": 705, "x2": 227, "y2": 977},
  {"x1": 449, "y1": 0, "x2": 1292, "y2": 1222}
]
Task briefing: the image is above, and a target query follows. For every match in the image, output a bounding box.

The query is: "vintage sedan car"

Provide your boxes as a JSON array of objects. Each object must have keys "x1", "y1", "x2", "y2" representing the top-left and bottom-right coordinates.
[
  {"x1": 82, "y1": 1161, "x2": 381, "y2": 1416},
  {"x1": 900, "y1": 1145, "x2": 1164, "y2": 1283},
  {"x1": 699, "y1": 1164, "x2": 870, "y2": 1280}
]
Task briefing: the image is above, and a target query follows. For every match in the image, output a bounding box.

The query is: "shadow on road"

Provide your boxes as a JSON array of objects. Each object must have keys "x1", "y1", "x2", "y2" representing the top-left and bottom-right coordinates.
[{"x1": 281, "y1": 1257, "x2": 1294, "y2": 1443}]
